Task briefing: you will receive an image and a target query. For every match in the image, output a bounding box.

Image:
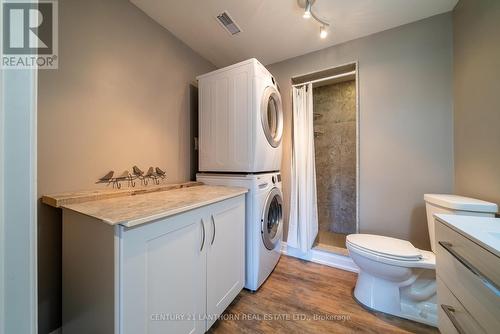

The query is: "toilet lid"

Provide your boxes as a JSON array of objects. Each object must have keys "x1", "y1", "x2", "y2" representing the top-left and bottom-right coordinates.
[{"x1": 346, "y1": 234, "x2": 423, "y2": 261}]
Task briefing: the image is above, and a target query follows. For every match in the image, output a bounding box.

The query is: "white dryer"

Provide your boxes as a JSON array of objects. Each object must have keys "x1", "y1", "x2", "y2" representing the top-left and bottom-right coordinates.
[
  {"x1": 197, "y1": 172, "x2": 283, "y2": 291},
  {"x1": 197, "y1": 58, "x2": 283, "y2": 173}
]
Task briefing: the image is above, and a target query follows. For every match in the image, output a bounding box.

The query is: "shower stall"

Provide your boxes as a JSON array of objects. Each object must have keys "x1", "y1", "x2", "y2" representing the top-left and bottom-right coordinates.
[
  {"x1": 290, "y1": 63, "x2": 359, "y2": 255},
  {"x1": 313, "y1": 77, "x2": 357, "y2": 254}
]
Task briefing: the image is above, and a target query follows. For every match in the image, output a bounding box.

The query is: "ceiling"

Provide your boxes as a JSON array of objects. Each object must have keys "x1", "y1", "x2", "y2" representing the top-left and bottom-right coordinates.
[{"x1": 131, "y1": 0, "x2": 458, "y2": 68}]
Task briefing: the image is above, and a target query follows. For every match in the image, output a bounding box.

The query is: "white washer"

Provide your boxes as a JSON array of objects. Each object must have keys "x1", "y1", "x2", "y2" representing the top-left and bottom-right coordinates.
[
  {"x1": 197, "y1": 58, "x2": 283, "y2": 173},
  {"x1": 197, "y1": 172, "x2": 283, "y2": 291}
]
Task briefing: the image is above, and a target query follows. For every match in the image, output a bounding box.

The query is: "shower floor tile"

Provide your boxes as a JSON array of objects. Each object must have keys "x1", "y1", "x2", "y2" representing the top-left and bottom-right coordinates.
[{"x1": 313, "y1": 230, "x2": 349, "y2": 256}]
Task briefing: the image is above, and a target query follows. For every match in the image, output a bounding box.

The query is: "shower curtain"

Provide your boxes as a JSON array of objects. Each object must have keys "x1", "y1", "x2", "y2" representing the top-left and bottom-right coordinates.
[{"x1": 288, "y1": 83, "x2": 318, "y2": 253}]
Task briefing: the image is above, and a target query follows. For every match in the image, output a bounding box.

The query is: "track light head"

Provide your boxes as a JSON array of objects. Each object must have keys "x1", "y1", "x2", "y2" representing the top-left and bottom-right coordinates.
[
  {"x1": 303, "y1": 0, "x2": 312, "y2": 19},
  {"x1": 320, "y1": 25, "x2": 328, "y2": 39}
]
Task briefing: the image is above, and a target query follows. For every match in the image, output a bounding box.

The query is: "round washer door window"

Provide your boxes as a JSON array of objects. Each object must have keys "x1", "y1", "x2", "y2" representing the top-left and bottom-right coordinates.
[
  {"x1": 261, "y1": 86, "x2": 283, "y2": 148},
  {"x1": 262, "y1": 187, "x2": 283, "y2": 250}
]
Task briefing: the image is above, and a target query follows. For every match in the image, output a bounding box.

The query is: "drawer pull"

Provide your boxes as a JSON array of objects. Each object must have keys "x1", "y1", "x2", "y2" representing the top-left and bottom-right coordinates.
[
  {"x1": 438, "y1": 241, "x2": 500, "y2": 297},
  {"x1": 441, "y1": 304, "x2": 466, "y2": 334}
]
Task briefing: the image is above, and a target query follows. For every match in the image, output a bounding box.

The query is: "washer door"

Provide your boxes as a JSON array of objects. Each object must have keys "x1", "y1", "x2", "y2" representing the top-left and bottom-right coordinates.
[
  {"x1": 260, "y1": 86, "x2": 283, "y2": 148},
  {"x1": 261, "y1": 187, "x2": 283, "y2": 250}
]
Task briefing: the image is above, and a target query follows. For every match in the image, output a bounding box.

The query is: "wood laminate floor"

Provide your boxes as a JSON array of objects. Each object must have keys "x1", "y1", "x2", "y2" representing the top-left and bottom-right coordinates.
[{"x1": 210, "y1": 255, "x2": 438, "y2": 334}]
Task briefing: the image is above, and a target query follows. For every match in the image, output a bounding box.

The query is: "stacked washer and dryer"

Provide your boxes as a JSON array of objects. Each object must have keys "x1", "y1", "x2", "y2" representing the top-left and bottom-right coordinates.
[{"x1": 196, "y1": 59, "x2": 284, "y2": 291}]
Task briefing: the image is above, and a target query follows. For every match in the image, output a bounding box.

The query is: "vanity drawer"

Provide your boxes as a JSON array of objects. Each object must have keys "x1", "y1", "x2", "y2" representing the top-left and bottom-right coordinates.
[
  {"x1": 436, "y1": 221, "x2": 500, "y2": 333},
  {"x1": 437, "y1": 277, "x2": 485, "y2": 334}
]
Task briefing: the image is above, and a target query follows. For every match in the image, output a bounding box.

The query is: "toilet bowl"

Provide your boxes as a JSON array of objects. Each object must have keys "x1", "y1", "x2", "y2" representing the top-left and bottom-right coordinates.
[
  {"x1": 347, "y1": 234, "x2": 438, "y2": 325},
  {"x1": 347, "y1": 194, "x2": 498, "y2": 326}
]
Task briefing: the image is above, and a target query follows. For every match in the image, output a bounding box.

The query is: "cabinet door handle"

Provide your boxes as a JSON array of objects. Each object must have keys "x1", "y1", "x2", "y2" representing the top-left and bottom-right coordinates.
[
  {"x1": 438, "y1": 241, "x2": 500, "y2": 297},
  {"x1": 200, "y1": 219, "x2": 206, "y2": 252},
  {"x1": 441, "y1": 304, "x2": 466, "y2": 334},
  {"x1": 210, "y1": 215, "x2": 216, "y2": 245}
]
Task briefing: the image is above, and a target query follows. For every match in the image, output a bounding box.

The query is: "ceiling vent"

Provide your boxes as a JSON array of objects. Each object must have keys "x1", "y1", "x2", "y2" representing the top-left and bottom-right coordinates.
[{"x1": 216, "y1": 11, "x2": 241, "y2": 35}]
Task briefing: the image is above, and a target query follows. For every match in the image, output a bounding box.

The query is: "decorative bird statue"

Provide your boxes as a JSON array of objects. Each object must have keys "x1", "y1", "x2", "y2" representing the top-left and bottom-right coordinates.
[
  {"x1": 96, "y1": 171, "x2": 114, "y2": 184},
  {"x1": 132, "y1": 165, "x2": 147, "y2": 186},
  {"x1": 145, "y1": 167, "x2": 160, "y2": 185},
  {"x1": 96, "y1": 166, "x2": 166, "y2": 189},
  {"x1": 145, "y1": 167, "x2": 155, "y2": 177},
  {"x1": 132, "y1": 165, "x2": 144, "y2": 177},
  {"x1": 155, "y1": 167, "x2": 166, "y2": 179}
]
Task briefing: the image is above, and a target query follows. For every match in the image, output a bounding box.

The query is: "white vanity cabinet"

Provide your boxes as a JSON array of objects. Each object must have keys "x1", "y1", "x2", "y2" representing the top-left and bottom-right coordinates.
[
  {"x1": 62, "y1": 193, "x2": 245, "y2": 334},
  {"x1": 435, "y1": 215, "x2": 500, "y2": 334}
]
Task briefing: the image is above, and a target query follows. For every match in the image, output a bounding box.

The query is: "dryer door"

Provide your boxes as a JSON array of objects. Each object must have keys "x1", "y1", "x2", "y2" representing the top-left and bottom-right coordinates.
[
  {"x1": 260, "y1": 86, "x2": 283, "y2": 148},
  {"x1": 261, "y1": 187, "x2": 283, "y2": 250}
]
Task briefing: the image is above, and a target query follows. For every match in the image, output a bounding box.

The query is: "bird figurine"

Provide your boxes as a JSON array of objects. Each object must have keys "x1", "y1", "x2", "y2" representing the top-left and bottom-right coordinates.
[
  {"x1": 155, "y1": 167, "x2": 166, "y2": 179},
  {"x1": 96, "y1": 171, "x2": 114, "y2": 184},
  {"x1": 145, "y1": 167, "x2": 155, "y2": 177},
  {"x1": 132, "y1": 165, "x2": 144, "y2": 177},
  {"x1": 145, "y1": 167, "x2": 160, "y2": 185},
  {"x1": 132, "y1": 165, "x2": 147, "y2": 186}
]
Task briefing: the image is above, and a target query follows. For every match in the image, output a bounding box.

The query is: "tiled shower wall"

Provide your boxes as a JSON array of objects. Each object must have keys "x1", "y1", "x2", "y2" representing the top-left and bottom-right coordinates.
[{"x1": 313, "y1": 80, "x2": 357, "y2": 234}]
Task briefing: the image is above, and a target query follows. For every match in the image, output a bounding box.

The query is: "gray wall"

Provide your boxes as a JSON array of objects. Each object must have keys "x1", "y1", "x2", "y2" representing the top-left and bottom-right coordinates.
[
  {"x1": 268, "y1": 13, "x2": 454, "y2": 250},
  {"x1": 37, "y1": 0, "x2": 214, "y2": 332},
  {"x1": 453, "y1": 0, "x2": 500, "y2": 206}
]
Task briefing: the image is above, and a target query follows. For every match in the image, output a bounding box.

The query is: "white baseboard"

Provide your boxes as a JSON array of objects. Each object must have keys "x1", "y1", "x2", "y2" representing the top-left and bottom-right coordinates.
[
  {"x1": 49, "y1": 328, "x2": 61, "y2": 334},
  {"x1": 281, "y1": 242, "x2": 359, "y2": 273}
]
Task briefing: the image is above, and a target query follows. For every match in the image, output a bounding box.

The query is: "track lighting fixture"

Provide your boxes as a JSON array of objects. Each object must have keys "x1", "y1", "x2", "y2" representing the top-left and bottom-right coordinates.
[{"x1": 298, "y1": 0, "x2": 330, "y2": 39}]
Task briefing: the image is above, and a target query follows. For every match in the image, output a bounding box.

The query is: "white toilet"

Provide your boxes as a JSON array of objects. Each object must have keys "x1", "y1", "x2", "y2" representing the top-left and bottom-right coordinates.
[{"x1": 346, "y1": 194, "x2": 498, "y2": 326}]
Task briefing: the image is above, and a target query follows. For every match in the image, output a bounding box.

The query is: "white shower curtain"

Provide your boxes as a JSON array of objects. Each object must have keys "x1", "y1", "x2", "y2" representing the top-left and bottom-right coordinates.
[{"x1": 288, "y1": 84, "x2": 318, "y2": 252}]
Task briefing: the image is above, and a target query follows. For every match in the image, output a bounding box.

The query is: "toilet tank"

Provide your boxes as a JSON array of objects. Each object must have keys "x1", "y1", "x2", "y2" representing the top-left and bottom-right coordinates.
[{"x1": 424, "y1": 194, "x2": 498, "y2": 252}]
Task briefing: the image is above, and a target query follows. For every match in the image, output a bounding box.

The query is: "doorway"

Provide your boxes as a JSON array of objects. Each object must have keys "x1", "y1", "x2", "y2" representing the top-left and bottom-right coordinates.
[{"x1": 292, "y1": 62, "x2": 359, "y2": 256}]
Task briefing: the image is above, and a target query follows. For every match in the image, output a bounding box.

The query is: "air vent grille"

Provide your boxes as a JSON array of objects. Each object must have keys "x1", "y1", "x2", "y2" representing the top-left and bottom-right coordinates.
[{"x1": 216, "y1": 11, "x2": 241, "y2": 35}]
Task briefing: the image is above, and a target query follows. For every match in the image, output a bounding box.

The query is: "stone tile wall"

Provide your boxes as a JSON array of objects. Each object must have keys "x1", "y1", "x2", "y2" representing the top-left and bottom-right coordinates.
[{"x1": 313, "y1": 81, "x2": 357, "y2": 234}]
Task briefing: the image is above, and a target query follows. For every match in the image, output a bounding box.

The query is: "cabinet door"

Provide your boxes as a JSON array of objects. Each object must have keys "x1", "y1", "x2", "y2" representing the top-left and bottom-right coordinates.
[
  {"x1": 206, "y1": 196, "x2": 246, "y2": 329},
  {"x1": 121, "y1": 209, "x2": 207, "y2": 334}
]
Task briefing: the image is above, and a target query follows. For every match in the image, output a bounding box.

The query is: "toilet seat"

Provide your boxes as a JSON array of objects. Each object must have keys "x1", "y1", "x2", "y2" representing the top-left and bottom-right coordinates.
[
  {"x1": 346, "y1": 234, "x2": 435, "y2": 269},
  {"x1": 346, "y1": 234, "x2": 422, "y2": 260}
]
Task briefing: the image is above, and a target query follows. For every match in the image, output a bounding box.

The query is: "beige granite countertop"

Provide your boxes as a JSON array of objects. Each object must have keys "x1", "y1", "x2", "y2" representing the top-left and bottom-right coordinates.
[
  {"x1": 42, "y1": 181, "x2": 203, "y2": 208},
  {"x1": 60, "y1": 185, "x2": 248, "y2": 228}
]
